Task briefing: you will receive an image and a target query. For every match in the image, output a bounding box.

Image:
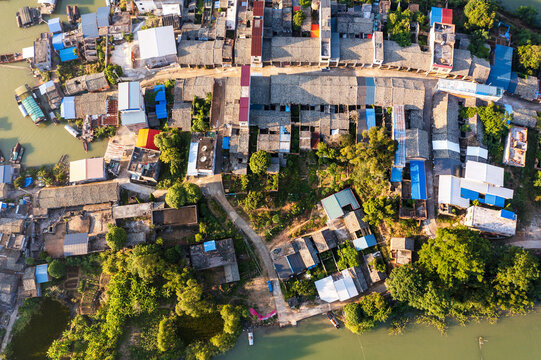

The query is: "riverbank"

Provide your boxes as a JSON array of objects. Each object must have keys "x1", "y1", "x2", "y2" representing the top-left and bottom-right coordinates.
[{"x1": 220, "y1": 307, "x2": 541, "y2": 360}]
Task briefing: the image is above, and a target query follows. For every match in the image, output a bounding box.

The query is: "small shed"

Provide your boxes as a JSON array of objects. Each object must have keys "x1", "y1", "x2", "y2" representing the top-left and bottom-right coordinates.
[
  {"x1": 48, "y1": 18, "x2": 63, "y2": 33},
  {"x1": 321, "y1": 188, "x2": 361, "y2": 220},
  {"x1": 353, "y1": 234, "x2": 377, "y2": 251}
]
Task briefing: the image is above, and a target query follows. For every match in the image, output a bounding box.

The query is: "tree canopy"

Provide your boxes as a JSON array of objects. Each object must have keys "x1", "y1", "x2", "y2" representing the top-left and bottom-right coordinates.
[
  {"x1": 166, "y1": 182, "x2": 203, "y2": 209},
  {"x1": 337, "y1": 243, "x2": 361, "y2": 270},
  {"x1": 518, "y1": 44, "x2": 541, "y2": 74},
  {"x1": 249, "y1": 150, "x2": 271, "y2": 174},
  {"x1": 292, "y1": 10, "x2": 306, "y2": 31},
  {"x1": 48, "y1": 259, "x2": 66, "y2": 279},
  {"x1": 343, "y1": 293, "x2": 390, "y2": 333},
  {"x1": 362, "y1": 196, "x2": 396, "y2": 227},
  {"x1": 105, "y1": 225, "x2": 127, "y2": 252},
  {"x1": 515, "y1": 6, "x2": 538, "y2": 26},
  {"x1": 386, "y1": 9, "x2": 414, "y2": 47},
  {"x1": 464, "y1": 0, "x2": 496, "y2": 30}
]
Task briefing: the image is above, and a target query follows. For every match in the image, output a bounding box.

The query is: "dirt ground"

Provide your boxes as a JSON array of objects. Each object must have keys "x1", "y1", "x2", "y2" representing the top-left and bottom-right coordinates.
[
  {"x1": 507, "y1": 214, "x2": 541, "y2": 249},
  {"x1": 44, "y1": 222, "x2": 66, "y2": 258},
  {"x1": 243, "y1": 276, "x2": 275, "y2": 315}
]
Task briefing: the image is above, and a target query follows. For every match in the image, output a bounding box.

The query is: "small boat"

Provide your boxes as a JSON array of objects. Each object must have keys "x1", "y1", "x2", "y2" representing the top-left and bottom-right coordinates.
[
  {"x1": 10, "y1": 143, "x2": 24, "y2": 164},
  {"x1": 0, "y1": 53, "x2": 23, "y2": 64},
  {"x1": 248, "y1": 331, "x2": 254, "y2": 346},
  {"x1": 82, "y1": 140, "x2": 88, "y2": 152},
  {"x1": 327, "y1": 311, "x2": 340, "y2": 329},
  {"x1": 64, "y1": 124, "x2": 80, "y2": 138},
  {"x1": 0, "y1": 150, "x2": 4, "y2": 163},
  {"x1": 66, "y1": 6, "x2": 80, "y2": 24}
]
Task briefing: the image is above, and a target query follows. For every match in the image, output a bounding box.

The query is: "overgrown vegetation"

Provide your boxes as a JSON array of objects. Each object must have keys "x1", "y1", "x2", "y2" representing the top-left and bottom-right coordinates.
[
  {"x1": 155, "y1": 126, "x2": 192, "y2": 187},
  {"x1": 386, "y1": 9, "x2": 414, "y2": 47},
  {"x1": 191, "y1": 93, "x2": 212, "y2": 133},
  {"x1": 47, "y1": 244, "x2": 246, "y2": 360}
]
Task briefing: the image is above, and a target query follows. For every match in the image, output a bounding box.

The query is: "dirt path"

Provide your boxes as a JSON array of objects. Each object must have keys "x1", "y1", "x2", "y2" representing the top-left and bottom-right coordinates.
[{"x1": 1, "y1": 305, "x2": 19, "y2": 352}]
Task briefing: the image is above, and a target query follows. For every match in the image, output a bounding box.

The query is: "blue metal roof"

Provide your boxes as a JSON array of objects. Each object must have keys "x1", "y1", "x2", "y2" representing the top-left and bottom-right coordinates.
[
  {"x1": 81, "y1": 13, "x2": 99, "y2": 38},
  {"x1": 391, "y1": 167, "x2": 402, "y2": 182},
  {"x1": 0, "y1": 165, "x2": 13, "y2": 184},
  {"x1": 500, "y1": 209, "x2": 516, "y2": 220},
  {"x1": 21, "y1": 96, "x2": 45, "y2": 123},
  {"x1": 487, "y1": 45, "x2": 513, "y2": 90},
  {"x1": 222, "y1": 136, "x2": 230, "y2": 150},
  {"x1": 156, "y1": 102, "x2": 167, "y2": 119},
  {"x1": 35, "y1": 264, "x2": 49, "y2": 284},
  {"x1": 410, "y1": 160, "x2": 427, "y2": 200},
  {"x1": 353, "y1": 234, "x2": 377, "y2": 251},
  {"x1": 96, "y1": 6, "x2": 110, "y2": 28},
  {"x1": 366, "y1": 108, "x2": 376, "y2": 130},
  {"x1": 48, "y1": 18, "x2": 62, "y2": 33},
  {"x1": 365, "y1": 77, "x2": 375, "y2": 104},
  {"x1": 460, "y1": 188, "x2": 479, "y2": 201},
  {"x1": 52, "y1": 33, "x2": 64, "y2": 51},
  {"x1": 203, "y1": 240, "x2": 216, "y2": 252},
  {"x1": 485, "y1": 194, "x2": 505, "y2": 207},
  {"x1": 430, "y1": 7, "x2": 442, "y2": 26},
  {"x1": 59, "y1": 47, "x2": 78, "y2": 62}
]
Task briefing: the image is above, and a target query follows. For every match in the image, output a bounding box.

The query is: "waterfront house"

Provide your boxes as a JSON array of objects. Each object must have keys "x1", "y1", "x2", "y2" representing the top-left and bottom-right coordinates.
[
  {"x1": 272, "y1": 241, "x2": 306, "y2": 280},
  {"x1": 315, "y1": 267, "x2": 368, "y2": 303},
  {"x1": 81, "y1": 13, "x2": 99, "y2": 38},
  {"x1": 463, "y1": 206, "x2": 517, "y2": 237},
  {"x1": 96, "y1": 6, "x2": 111, "y2": 29},
  {"x1": 69, "y1": 158, "x2": 107, "y2": 184},
  {"x1": 138, "y1": 26, "x2": 177, "y2": 68},
  {"x1": 151, "y1": 206, "x2": 199, "y2": 227},
  {"x1": 64, "y1": 233, "x2": 89, "y2": 256},
  {"x1": 47, "y1": 17, "x2": 63, "y2": 34},
  {"x1": 33, "y1": 33, "x2": 52, "y2": 71},
  {"x1": 134, "y1": 0, "x2": 184, "y2": 13},
  {"x1": 189, "y1": 239, "x2": 240, "y2": 284},
  {"x1": 0, "y1": 165, "x2": 14, "y2": 184},
  {"x1": 38, "y1": 80, "x2": 63, "y2": 111},
  {"x1": 119, "y1": 82, "x2": 148, "y2": 132}
]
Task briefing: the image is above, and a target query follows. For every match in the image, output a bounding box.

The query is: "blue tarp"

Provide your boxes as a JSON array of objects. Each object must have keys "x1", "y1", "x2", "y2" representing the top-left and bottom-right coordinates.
[
  {"x1": 410, "y1": 160, "x2": 427, "y2": 200},
  {"x1": 23, "y1": 177, "x2": 33, "y2": 187},
  {"x1": 391, "y1": 167, "x2": 403, "y2": 182},
  {"x1": 59, "y1": 47, "x2": 78, "y2": 62},
  {"x1": 366, "y1": 108, "x2": 376, "y2": 130},
  {"x1": 487, "y1": 45, "x2": 513, "y2": 90},
  {"x1": 204, "y1": 240, "x2": 216, "y2": 252},
  {"x1": 48, "y1": 18, "x2": 62, "y2": 33},
  {"x1": 156, "y1": 101, "x2": 167, "y2": 119},
  {"x1": 500, "y1": 209, "x2": 516, "y2": 220},
  {"x1": 35, "y1": 264, "x2": 49, "y2": 284},
  {"x1": 353, "y1": 234, "x2": 377, "y2": 251},
  {"x1": 222, "y1": 136, "x2": 230, "y2": 150},
  {"x1": 154, "y1": 84, "x2": 166, "y2": 102}
]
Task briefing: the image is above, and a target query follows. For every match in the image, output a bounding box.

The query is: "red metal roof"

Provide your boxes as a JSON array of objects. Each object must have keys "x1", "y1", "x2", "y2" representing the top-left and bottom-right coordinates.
[
  {"x1": 253, "y1": 1, "x2": 265, "y2": 17},
  {"x1": 239, "y1": 97, "x2": 250, "y2": 123},
  {"x1": 240, "y1": 66, "x2": 251, "y2": 86},
  {"x1": 251, "y1": 18, "x2": 263, "y2": 57},
  {"x1": 441, "y1": 8, "x2": 453, "y2": 24}
]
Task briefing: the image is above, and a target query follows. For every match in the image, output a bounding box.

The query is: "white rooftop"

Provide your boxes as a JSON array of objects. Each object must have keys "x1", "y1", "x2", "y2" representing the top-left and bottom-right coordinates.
[
  {"x1": 465, "y1": 160, "x2": 504, "y2": 187},
  {"x1": 314, "y1": 269, "x2": 359, "y2": 303},
  {"x1": 438, "y1": 175, "x2": 469, "y2": 208},
  {"x1": 138, "y1": 26, "x2": 177, "y2": 60},
  {"x1": 463, "y1": 206, "x2": 517, "y2": 237}
]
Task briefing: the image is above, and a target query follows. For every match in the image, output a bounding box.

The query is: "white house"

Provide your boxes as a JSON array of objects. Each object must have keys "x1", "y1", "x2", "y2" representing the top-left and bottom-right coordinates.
[
  {"x1": 118, "y1": 82, "x2": 147, "y2": 132},
  {"x1": 138, "y1": 26, "x2": 177, "y2": 68}
]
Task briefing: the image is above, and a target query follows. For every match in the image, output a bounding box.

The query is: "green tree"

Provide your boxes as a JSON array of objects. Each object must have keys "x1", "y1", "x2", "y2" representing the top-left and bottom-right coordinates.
[
  {"x1": 104, "y1": 64, "x2": 123, "y2": 85},
  {"x1": 362, "y1": 196, "x2": 396, "y2": 227},
  {"x1": 157, "y1": 315, "x2": 183, "y2": 352},
  {"x1": 292, "y1": 10, "x2": 306, "y2": 31},
  {"x1": 48, "y1": 259, "x2": 67, "y2": 279},
  {"x1": 419, "y1": 227, "x2": 491, "y2": 288},
  {"x1": 386, "y1": 9, "x2": 414, "y2": 47},
  {"x1": 387, "y1": 264, "x2": 426, "y2": 306},
  {"x1": 517, "y1": 44, "x2": 541, "y2": 74},
  {"x1": 464, "y1": 0, "x2": 496, "y2": 30},
  {"x1": 13, "y1": 176, "x2": 25, "y2": 189},
  {"x1": 165, "y1": 182, "x2": 202, "y2": 209},
  {"x1": 38, "y1": 167, "x2": 54, "y2": 186},
  {"x1": 105, "y1": 225, "x2": 127, "y2": 251},
  {"x1": 343, "y1": 302, "x2": 363, "y2": 328},
  {"x1": 493, "y1": 247, "x2": 540, "y2": 313},
  {"x1": 337, "y1": 243, "x2": 360, "y2": 270},
  {"x1": 359, "y1": 293, "x2": 391, "y2": 323},
  {"x1": 220, "y1": 305, "x2": 242, "y2": 335},
  {"x1": 249, "y1": 150, "x2": 271, "y2": 174},
  {"x1": 299, "y1": 0, "x2": 311, "y2": 8},
  {"x1": 468, "y1": 29, "x2": 490, "y2": 59},
  {"x1": 243, "y1": 191, "x2": 264, "y2": 211},
  {"x1": 175, "y1": 278, "x2": 212, "y2": 317},
  {"x1": 515, "y1": 6, "x2": 538, "y2": 26},
  {"x1": 291, "y1": 279, "x2": 317, "y2": 298}
]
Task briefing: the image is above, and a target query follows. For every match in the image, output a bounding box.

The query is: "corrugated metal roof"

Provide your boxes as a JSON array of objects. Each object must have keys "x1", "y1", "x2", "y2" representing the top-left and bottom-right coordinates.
[
  {"x1": 35, "y1": 264, "x2": 49, "y2": 284},
  {"x1": 64, "y1": 233, "x2": 89, "y2": 256},
  {"x1": 487, "y1": 45, "x2": 513, "y2": 90},
  {"x1": 48, "y1": 18, "x2": 62, "y2": 33},
  {"x1": 61, "y1": 96, "x2": 76, "y2": 119},
  {"x1": 353, "y1": 234, "x2": 377, "y2": 250},
  {"x1": 410, "y1": 160, "x2": 427, "y2": 200},
  {"x1": 81, "y1": 13, "x2": 99, "y2": 38},
  {"x1": 138, "y1": 26, "x2": 177, "y2": 60},
  {"x1": 96, "y1": 6, "x2": 110, "y2": 27},
  {"x1": 315, "y1": 276, "x2": 340, "y2": 302}
]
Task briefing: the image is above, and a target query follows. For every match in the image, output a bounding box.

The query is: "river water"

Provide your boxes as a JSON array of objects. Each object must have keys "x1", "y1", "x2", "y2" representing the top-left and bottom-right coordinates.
[
  {"x1": 0, "y1": 0, "x2": 107, "y2": 167},
  {"x1": 221, "y1": 309, "x2": 541, "y2": 360}
]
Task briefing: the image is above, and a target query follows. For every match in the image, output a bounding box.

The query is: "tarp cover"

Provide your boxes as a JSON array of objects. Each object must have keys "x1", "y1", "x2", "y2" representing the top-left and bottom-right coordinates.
[
  {"x1": 410, "y1": 160, "x2": 427, "y2": 200},
  {"x1": 59, "y1": 47, "x2": 78, "y2": 62},
  {"x1": 487, "y1": 45, "x2": 513, "y2": 90}
]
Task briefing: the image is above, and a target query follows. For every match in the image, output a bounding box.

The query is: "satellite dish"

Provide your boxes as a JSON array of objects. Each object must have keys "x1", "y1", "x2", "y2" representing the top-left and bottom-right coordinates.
[
  {"x1": 200, "y1": 156, "x2": 207, "y2": 162},
  {"x1": 201, "y1": 145, "x2": 208, "y2": 152}
]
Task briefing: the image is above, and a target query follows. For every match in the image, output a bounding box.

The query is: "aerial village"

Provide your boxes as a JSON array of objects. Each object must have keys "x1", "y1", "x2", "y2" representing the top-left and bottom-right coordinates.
[{"x1": 0, "y1": 0, "x2": 540, "y2": 358}]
